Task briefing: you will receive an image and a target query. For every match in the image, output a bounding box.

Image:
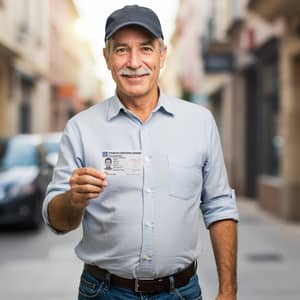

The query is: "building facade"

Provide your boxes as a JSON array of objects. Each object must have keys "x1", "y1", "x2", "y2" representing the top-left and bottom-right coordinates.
[
  {"x1": 49, "y1": 0, "x2": 102, "y2": 132},
  {"x1": 0, "y1": 0, "x2": 102, "y2": 135},
  {"x1": 160, "y1": 0, "x2": 204, "y2": 101},
  {"x1": 248, "y1": 0, "x2": 300, "y2": 220},
  {"x1": 0, "y1": 0, "x2": 50, "y2": 135}
]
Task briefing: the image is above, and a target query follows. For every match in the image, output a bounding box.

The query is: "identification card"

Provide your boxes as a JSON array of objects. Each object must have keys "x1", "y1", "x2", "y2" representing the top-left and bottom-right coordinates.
[{"x1": 101, "y1": 151, "x2": 142, "y2": 176}]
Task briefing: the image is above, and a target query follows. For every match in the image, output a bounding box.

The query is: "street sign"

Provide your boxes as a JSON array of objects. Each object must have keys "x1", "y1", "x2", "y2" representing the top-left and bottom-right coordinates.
[{"x1": 203, "y1": 52, "x2": 234, "y2": 73}]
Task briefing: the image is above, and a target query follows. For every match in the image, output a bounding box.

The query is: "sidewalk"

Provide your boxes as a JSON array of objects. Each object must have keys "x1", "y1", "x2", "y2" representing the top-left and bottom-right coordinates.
[{"x1": 197, "y1": 198, "x2": 300, "y2": 300}]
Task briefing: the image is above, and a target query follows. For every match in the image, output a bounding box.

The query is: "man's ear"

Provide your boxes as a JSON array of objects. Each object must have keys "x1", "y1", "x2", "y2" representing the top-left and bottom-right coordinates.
[
  {"x1": 160, "y1": 45, "x2": 167, "y2": 69},
  {"x1": 103, "y1": 48, "x2": 111, "y2": 70}
]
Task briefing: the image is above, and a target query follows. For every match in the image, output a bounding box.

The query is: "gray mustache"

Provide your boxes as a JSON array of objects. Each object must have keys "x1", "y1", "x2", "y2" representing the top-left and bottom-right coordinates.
[{"x1": 118, "y1": 67, "x2": 152, "y2": 76}]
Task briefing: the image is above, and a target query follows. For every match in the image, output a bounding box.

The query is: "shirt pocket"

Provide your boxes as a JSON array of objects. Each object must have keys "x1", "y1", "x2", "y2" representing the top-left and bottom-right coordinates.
[{"x1": 168, "y1": 155, "x2": 203, "y2": 200}]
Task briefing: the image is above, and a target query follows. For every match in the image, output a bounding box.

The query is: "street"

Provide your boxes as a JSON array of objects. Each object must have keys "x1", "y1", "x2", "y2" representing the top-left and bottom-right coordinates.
[
  {"x1": 0, "y1": 225, "x2": 82, "y2": 299},
  {"x1": 0, "y1": 199, "x2": 299, "y2": 299},
  {"x1": 198, "y1": 199, "x2": 300, "y2": 300}
]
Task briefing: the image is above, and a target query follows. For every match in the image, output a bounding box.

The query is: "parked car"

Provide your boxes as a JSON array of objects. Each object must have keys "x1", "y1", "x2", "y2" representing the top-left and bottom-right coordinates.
[
  {"x1": 42, "y1": 132, "x2": 62, "y2": 168},
  {"x1": 0, "y1": 134, "x2": 52, "y2": 229}
]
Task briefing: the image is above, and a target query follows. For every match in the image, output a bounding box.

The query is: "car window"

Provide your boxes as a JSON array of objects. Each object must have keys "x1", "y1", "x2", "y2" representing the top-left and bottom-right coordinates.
[
  {"x1": 42, "y1": 133, "x2": 62, "y2": 154},
  {"x1": 0, "y1": 138, "x2": 39, "y2": 169},
  {"x1": 43, "y1": 141, "x2": 60, "y2": 154}
]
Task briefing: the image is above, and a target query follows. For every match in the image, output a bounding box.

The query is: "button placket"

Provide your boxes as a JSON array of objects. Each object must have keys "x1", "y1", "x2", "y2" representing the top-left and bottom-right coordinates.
[{"x1": 138, "y1": 126, "x2": 154, "y2": 275}]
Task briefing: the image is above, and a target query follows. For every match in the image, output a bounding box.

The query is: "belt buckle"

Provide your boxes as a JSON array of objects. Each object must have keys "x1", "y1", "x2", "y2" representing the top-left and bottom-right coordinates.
[{"x1": 134, "y1": 279, "x2": 143, "y2": 293}]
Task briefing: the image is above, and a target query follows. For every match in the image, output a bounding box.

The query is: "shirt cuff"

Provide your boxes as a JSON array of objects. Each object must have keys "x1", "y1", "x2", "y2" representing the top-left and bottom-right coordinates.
[
  {"x1": 200, "y1": 189, "x2": 240, "y2": 228},
  {"x1": 42, "y1": 192, "x2": 68, "y2": 235}
]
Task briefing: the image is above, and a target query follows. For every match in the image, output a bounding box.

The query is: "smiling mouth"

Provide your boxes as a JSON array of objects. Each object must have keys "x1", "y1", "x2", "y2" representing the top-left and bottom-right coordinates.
[{"x1": 122, "y1": 74, "x2": 149, "y2": 78}]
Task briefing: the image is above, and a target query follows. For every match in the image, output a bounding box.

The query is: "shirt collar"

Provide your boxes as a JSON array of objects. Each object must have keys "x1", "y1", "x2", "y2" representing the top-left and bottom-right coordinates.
[
  {"x1": 107, "y1": 95, "x2": 127, "y2": 121},
  {"x1": 154, "y1": 91, "x2": 175, "y2": 116},
  {"x1": 107, "y1": 89, "x2": 175, "y2": 121}
]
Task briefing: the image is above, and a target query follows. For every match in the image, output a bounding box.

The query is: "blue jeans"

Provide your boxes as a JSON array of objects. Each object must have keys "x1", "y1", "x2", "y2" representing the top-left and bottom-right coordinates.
[{"x1": 78, "y1": 270, "x2": 202, "y2": 300}]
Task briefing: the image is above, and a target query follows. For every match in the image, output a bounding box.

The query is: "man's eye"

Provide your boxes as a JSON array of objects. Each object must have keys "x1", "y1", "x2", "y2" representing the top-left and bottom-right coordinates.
[
  {"x1": 142, "y1": 46, "x2": 153, "y2": 52},
  {"x1": 115, "y1": 48, "x2": 127, "y2": 54}
]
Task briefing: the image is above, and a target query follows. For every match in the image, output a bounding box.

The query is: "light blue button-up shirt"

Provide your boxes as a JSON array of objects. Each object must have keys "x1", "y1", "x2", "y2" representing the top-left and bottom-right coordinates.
[{"x1": 43, "y1": 92, "x2": 239, "y2": 279}]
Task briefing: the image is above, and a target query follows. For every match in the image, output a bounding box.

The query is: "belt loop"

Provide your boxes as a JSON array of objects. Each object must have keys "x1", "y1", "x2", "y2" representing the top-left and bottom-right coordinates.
[
  {"x1": 104, "y1": 272, "x2": 111, "y2": 290},
  {"x1": 169, "y1": 275, "x2": 175, "y2": 292}
]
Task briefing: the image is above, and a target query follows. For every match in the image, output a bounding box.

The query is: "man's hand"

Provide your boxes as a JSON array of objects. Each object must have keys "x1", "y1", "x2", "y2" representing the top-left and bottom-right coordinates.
[
  {"x1": 48, "y1": 167, "x2": 107, "y2": 232},
  {"x1": 68, "y1": 167, "x2": 108, "y2": 209}
]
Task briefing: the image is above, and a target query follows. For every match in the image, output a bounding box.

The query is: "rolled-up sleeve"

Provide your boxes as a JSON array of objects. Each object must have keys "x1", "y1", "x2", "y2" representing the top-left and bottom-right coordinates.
[
  {"x1": 200, "y1": 112, "x2": 239, "y2": 228},
  {"x1": 42, "y1": 120, "x2": 83, "y2": 233}
]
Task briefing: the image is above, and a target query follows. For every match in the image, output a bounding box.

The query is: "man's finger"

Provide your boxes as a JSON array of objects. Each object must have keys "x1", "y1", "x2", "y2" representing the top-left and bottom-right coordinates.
[
  {"x1": 73, "y1": 192, "x2": 100, "y2": 202},
  {"x1": 76, "y1": 167, "x2": 106, "y2": 180},
  {"x1": 75, "y1": 184, "x2": 103, "y2": 194},
  {"x1": 86, "y1": 193, "x2": 101, "y2": 200},
  {"x1": 75, "y1": 175, "x2": 107, "y2": 187}
]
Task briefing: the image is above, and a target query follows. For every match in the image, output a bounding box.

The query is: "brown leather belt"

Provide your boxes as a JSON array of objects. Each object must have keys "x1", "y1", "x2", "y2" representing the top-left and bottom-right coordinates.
[{"x1": 84, "y1": 261, "x2": 197, "y2": 294}]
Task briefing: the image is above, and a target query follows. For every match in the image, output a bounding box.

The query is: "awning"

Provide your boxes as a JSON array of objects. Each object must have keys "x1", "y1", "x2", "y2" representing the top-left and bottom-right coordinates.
[
  {"x1": 56, "y1": 84, "x2": 76, "y2": 100},
  {"x1": 201, "y1": 74, "x2": 229, "y2": 96},
  {"x1": 0, "y1": 42, "x2": 18, "y2": 59},
  {"x1": 248, "y1": 0, "x2": 300, "y2": 21}
]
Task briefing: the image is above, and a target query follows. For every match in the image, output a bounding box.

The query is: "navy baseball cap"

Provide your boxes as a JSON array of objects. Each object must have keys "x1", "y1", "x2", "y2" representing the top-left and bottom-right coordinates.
[{"x1": 105, "y1": 5, "x2": 164, "y2": 41}]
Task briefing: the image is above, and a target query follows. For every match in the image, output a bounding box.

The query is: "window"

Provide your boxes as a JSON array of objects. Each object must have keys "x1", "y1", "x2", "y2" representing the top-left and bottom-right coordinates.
[
  {"x1": 260, "y1": 62, "x2": 280, "y2": 176},
  {"x1": 17, "y1": 0, "x2": 29, "y2": 42}
]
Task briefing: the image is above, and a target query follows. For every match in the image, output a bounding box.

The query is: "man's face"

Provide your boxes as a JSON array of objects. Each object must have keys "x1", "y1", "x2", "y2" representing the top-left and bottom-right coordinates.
[
  {"x1": 105, "y1": 159, "x2": 112, "y2": 168},
  {"x1": 103, "y1": 26, "x2": 167, "y2": 100}
]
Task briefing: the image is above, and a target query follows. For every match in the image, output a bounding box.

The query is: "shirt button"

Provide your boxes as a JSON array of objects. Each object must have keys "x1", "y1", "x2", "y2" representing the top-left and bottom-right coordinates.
[
  {"x1": 145, "y1": 221, "x2": 153, "y2": 228},
  {"x1": 145, "y1": 188, "x2": 152, "y2": 193},
  {"x1": 144, "y1": 156, "x2": 152, "y2": 163}
]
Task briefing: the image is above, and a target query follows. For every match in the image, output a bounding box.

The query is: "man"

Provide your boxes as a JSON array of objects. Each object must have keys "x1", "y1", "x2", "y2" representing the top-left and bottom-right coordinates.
[
  {"x1": 104, "y1": 157, "x2": 113, "y2": 170},
  {"x1": 43, "y1": 5, "x2": 239, "y2": 300}
]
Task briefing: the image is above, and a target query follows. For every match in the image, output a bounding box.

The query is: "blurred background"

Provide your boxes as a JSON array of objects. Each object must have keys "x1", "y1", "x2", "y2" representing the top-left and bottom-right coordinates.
[{"x1": 0, "y1": 0, "x2": 299, "y2": 299}]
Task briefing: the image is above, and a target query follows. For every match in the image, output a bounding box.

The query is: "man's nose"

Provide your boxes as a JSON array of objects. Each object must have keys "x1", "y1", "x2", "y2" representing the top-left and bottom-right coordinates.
[{"x1": 127, "y1": 49, "x2": 142, "y2": 69}]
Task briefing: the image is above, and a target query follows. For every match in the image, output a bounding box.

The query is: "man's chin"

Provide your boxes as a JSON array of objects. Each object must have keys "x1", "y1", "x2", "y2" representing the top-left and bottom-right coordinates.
[{"x1": 118, "y1": 88, "x2": 148, "y2": 99}]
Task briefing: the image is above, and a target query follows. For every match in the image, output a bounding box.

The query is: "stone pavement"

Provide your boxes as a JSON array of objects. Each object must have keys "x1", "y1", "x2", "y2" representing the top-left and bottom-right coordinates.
[{"x1": 197, "y1": 198, "x2": 300, "y2": 300}]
